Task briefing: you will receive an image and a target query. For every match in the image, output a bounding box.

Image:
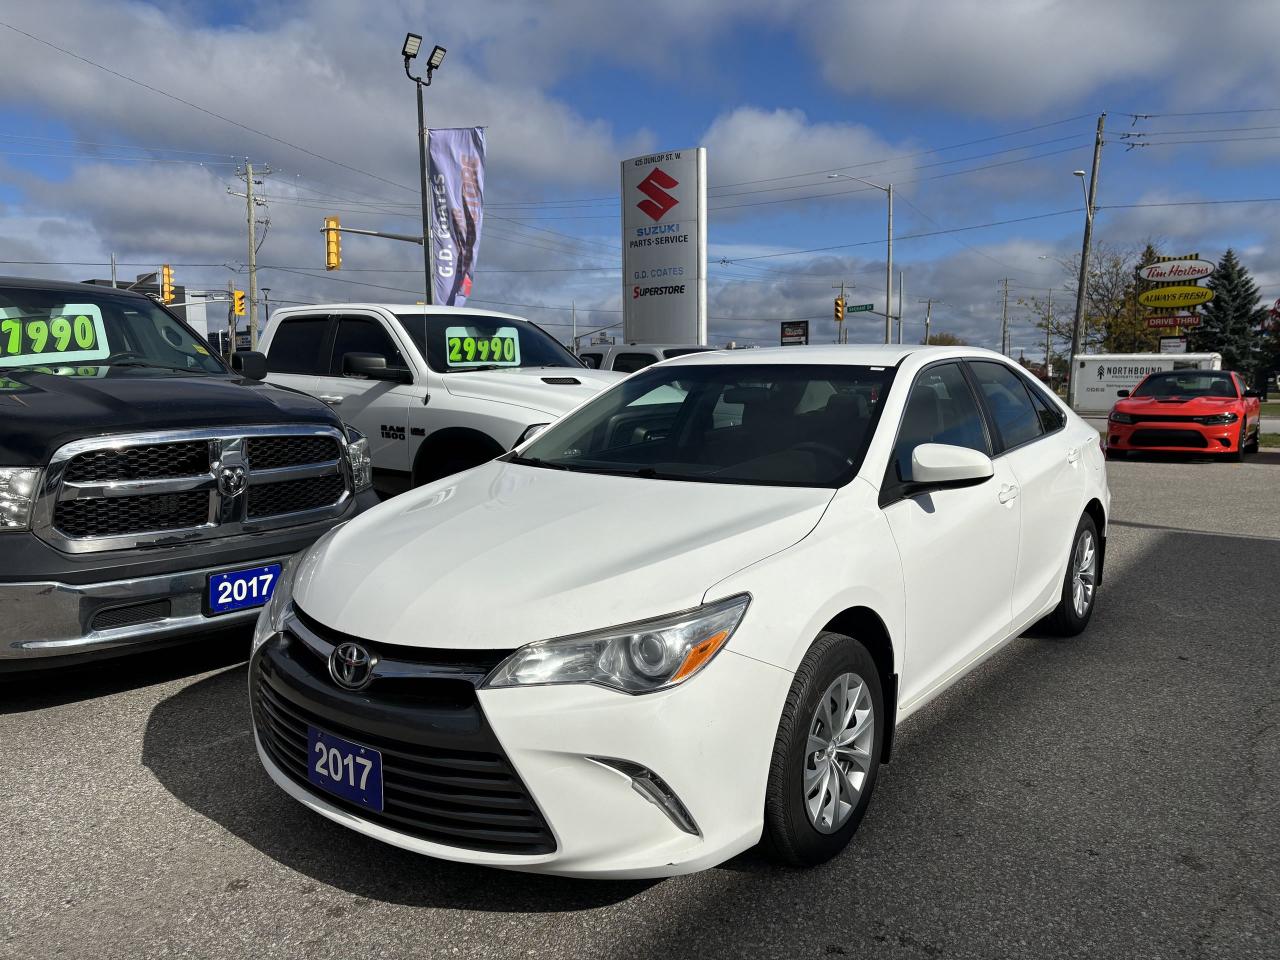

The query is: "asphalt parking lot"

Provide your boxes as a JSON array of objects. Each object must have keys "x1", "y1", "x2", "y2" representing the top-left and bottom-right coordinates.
[{"x1": 3, "y1": 452, "x2": 1278, "y2": 960}]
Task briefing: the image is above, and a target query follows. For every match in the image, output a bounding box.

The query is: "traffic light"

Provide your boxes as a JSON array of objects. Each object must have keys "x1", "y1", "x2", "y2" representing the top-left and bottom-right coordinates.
[
  {"x1": 232, "y1": 290, "x2": 246, "y2": 317},
  {"x1": 834, "y1": 296, "x2": 845, "y2": 324},
  {"x1": 324, "y1": 216, "x2": 342, "y2": 270},
  {"x1": 160, "y1": 264, "x2": 174, "y2": 303}
]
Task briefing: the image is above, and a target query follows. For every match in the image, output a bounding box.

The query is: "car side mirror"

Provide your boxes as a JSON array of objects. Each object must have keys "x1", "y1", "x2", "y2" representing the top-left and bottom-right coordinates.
[
  {"x1": 231, "y1": 350, "x2": 267, "y2": 380},
  {"x1": 1117, "y1": 389, "x2": 1130, "y2": 398},
  {"x1": 343, "y1": 352, "x2": 411, "y2": 383},
  {"x1": 909, "y1": 443, "x2": 995, "y2": 489},
  {"x1": 1243, "y1": 389, "x2": 1262, "y2": 399}
]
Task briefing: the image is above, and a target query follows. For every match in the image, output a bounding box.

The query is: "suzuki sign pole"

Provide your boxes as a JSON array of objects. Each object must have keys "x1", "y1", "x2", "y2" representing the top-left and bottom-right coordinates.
[{"x1": 622, "y1": 148, "x2": 708, "y2": 344}]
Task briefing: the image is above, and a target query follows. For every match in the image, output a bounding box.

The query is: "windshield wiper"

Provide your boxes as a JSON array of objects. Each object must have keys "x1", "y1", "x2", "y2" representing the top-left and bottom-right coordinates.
[
  {"x1": 108, "y1": 360, "x2": 204, "y2": 375},
  {"x1": 444, "y1": 364, "x2": 503, "y2": 372}
]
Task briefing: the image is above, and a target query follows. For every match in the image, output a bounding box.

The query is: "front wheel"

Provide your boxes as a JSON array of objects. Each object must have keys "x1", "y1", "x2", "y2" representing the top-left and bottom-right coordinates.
[
  {"x1": 1041, "y1": 513, "x2": 1100, "y2": 636},
  {"x1": 764, "y1": 632, "x2": 884, "y2": 867}
]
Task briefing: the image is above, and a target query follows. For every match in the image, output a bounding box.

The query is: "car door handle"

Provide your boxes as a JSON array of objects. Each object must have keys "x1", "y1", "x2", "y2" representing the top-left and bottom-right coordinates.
[
  {"x1": 997, "y1": 483, "x2": 1019, "y2": 504},
  {"x1": 318, "y1": 395, "x2": 343, "y2": 405}
]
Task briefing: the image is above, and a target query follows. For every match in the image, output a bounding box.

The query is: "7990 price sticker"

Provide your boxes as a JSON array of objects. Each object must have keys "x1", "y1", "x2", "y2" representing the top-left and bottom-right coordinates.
[{"x1": 0, "y1": 306, "x2": 110, "y2": 368}]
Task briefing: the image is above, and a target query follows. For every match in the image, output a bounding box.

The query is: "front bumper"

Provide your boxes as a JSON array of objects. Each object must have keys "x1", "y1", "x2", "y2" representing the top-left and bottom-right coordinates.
[
  {"x1": 1106, "y1": 421, "x2": 1240, "y2": 453},
  {"x1": 251, "y1": 618, "x2": 793, "y2": 878},
  {"x1": 0, "y1": 488, "x2": 379, "y2": 667}
]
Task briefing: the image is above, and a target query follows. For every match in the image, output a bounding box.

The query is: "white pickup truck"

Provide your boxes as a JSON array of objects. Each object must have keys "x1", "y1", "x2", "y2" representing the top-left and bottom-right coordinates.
[{"x1": 259, "y1": 304, "x2": 621, "y2": 494}]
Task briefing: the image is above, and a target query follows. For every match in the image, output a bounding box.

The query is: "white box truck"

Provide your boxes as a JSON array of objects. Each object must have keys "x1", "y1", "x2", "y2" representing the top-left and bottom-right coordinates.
[{"x1": 1069, "y1": 352, "x2": 1222, "y2": 414}]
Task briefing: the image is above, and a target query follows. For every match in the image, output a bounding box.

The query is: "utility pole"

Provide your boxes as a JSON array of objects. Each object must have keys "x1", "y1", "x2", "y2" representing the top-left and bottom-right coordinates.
[
  {"x1": 1070, "y1": 113, "x2": 1106, "y2": 407},
  {"x1": 897, "y1": 271, "x2": 905, "y2": 344},
  {"x1": 262, "y1": 287, "x2": 271, "y2": 325},
  {"x1": 229, "y1": 163, "x2": 270, "y2": 349},
  {"x1": 571, "y1": 300, "x2": 577, "y2": 354},
  {"x1": 918, "y1": 298, "x2": 937, "y2": 345},
  {"x1": 885, "y1": 184, "x2": 894, "y2": 345},
  {"x1": 110, "y1": 253, "x2": 117, "y2": 288},
  {"x1": 226, "y1": 279, "x2": 236, "y2": 358},
  {"x1": 1044, "y1": 289, "x2": 1053, "y2": 381},
  {"x1": 999, "y1": 278, "x2": 1011, "y2": 355},
  {"x1": 833, "y1": 281, "x2": 848, "y2": 344}
]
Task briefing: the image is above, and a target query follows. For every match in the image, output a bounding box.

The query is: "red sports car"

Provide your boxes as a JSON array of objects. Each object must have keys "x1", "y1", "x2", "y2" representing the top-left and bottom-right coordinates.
[{"x1": 1106, "y1": 369, "x2": 1261, "y2": 460}]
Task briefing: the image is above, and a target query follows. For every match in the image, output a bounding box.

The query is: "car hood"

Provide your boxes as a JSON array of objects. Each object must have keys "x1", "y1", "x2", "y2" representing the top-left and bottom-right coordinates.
[
  {"x1": 292, "y1": 460, "x2": 834, "y2": 650},
  {"x1": 439, "y1": 366, "x2": 623, "y2": 417},
  {"x1": 1114, "y1": 395, "x2": 1241, "y2": 415},
  {"x1": 0, "y1": 368, "x2": 337, "y2": 465}
]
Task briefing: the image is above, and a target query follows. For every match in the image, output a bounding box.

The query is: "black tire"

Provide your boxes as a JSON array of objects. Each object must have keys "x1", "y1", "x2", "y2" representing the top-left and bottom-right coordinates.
[
  {"x1": 1245, "y1": 422, "x2": 1260, "y2": 453},
  {"x1": 412, "y1": 439, "x2": 502, "y2": 486},
  {"x1": 1041, "y1": 513, "x2": 1100, "y2": 636},
  {"x1": 764, "y1": 631, "x2": 884, "y2": 868}
]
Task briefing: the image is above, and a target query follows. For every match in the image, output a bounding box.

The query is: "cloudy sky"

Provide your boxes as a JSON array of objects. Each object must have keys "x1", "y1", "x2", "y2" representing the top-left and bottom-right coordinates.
[{"x1": 1, "y1": 0, "x2": 1278, "y2": 354}]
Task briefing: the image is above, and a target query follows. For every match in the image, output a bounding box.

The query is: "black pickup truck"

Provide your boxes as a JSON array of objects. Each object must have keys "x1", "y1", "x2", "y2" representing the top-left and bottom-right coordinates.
[{"x1": 0, "y1": 276, "x2": 378, "y2": 670}]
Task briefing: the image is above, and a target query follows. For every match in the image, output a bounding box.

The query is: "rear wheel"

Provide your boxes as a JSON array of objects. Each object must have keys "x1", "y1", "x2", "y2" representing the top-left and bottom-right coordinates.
[
  {"x1": 764, "y1": 632, "x2": 884, "y2": 867},
  {"x1": 1042, "y1": 513, "x2": 1100, "y2": 636}
]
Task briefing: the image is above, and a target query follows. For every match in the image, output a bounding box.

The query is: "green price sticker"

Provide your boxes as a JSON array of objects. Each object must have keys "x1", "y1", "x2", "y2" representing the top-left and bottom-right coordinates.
[
  {"x1": 444, "y1": 326, "x2": 521, "y2": 367},
  {"x1": 0, "y1": 304, "x2": 111, "y2": 369}
]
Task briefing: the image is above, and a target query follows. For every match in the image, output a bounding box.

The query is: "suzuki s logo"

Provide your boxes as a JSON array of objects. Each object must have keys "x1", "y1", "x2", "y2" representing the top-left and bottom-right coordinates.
[
  {"x1": 636, "y1": 168, "x2": 679, "y2": 221},
  {"x1": 329, "y1": 642, "x2": 375, "y2": 691},
  {"x1": 218, "y1": 464, "x2": 248, "y2": 497}
]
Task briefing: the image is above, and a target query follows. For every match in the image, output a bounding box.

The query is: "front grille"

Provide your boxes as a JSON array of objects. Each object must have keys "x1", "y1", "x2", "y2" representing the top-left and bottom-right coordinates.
[
  {"x1": 1127, "y1": 414, "x2": 1195, "y2": 424},
  {"x1": 253, "y1": 654, "x2": 555, "y2": 855},
  {"x1": 246, "y1": 436, "x2": 341, "y2": 470},
  {"x1": 64, "y1": 442, "x2": 209, "y2": 482},
  {"x1": 247, "y1": 474, "x2": 346, "y2": 519},
  {"x1": 54, "y1": 491, "x2": 209, "y2": 537},
  {"x1": 91, "y1": 600, "x2": 172, "y2": 632},
  {"x1": 1130, "y1": 429, "x2": 1209, "y2": 448},
  {"x1": 44, "y1": 429, "x2": 350, "y2": 548}
]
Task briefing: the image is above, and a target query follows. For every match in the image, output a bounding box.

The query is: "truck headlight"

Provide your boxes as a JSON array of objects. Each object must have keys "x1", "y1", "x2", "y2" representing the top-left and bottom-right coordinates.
[
  {"x1": 0, "y1": 467, "x2": 41, "y2": 530},
  {"x1": 344, "y1": 426, "x2": 373, "y2": 493},
  {"x1": 484, "y1": 594, "x2": 750, "y2": 695},
  {"x1": 252, "y1": 557, "x2": 298, "y2": 655}
]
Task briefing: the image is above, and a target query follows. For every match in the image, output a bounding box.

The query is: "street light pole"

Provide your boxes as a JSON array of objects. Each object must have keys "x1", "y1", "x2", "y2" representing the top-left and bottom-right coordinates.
[
  {"x1": 403, "y1": 34, "x2": 447, "y2": 306},
  {"x1": 1069, "y1": 113, "x2": 1105, "y2": 407},
  {"x1": 829, "y1": 173, "x2": 893, "y2": 343}
]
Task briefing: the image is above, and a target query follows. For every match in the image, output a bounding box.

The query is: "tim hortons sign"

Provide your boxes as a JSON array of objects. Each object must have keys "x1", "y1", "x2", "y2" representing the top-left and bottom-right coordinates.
[{"x1": 1137, "y1": 258, "x2": 1215, "y2": 283}]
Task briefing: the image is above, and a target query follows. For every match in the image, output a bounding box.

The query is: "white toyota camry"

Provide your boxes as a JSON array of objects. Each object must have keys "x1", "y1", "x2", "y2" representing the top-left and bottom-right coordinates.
[{"x1": 250, "y1": 345, "x2": 1109, "y2": 878}]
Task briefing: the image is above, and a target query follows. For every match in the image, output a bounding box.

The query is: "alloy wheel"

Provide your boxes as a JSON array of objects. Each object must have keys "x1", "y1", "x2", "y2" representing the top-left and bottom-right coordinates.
[
  {"x1": 1072, "y1": 529, "x2": 1097, "y2": 618},
  {"x1": 803, "y1": 672, "x2": 874, "y2": 834}
]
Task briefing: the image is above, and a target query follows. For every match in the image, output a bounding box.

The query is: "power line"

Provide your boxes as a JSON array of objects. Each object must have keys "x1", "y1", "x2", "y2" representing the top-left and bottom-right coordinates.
[
  {"x1": 0, "y1": 20, "x2": 418, "y2": 195},
  {"x1": 1099, "y1": 197, "x2": 1280, "y2": 209}
]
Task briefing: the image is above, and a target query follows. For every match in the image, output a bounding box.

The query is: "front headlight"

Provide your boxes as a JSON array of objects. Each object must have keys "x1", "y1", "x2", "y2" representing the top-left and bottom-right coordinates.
[
  {"x1": 1197, "y1": 412, "x2": 1238, "y2": 426},
  {"x1": 344, "y1": 426, "x2": 373, "y2": 493},
  {"x1": 0, "y1": 467, "x2": 41, "y2": 530},
  {"x1": 484, "y1": 594, "x2": 750, "y2": 695},
  {"x1": 251, "y1": 557, "x2": 298, "y2": 655},
  {"x1": 1108, "y1": 411, "x2": 1135, "y2": 424}
]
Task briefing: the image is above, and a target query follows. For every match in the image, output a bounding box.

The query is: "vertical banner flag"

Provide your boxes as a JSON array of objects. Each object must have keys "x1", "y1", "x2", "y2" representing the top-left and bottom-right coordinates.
[
  {"x1": 621, "y1": 147, "x2": 707, "y2": 345},
  {"x1": 428, "y1": 127, "x2": 486, "y2": 306}
]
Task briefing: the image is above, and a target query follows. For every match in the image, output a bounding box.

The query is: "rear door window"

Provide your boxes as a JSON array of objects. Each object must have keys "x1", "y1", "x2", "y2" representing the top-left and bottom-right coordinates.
[
  {"x1": 968, "y1": 361, "x2": 1045, "y2": 451},
  {"x1": 612, "y1": 352, "x2": 657, "y2": 373},
  {"x1": 265, "y1": 316, "x2": 329, "y2": 374}
]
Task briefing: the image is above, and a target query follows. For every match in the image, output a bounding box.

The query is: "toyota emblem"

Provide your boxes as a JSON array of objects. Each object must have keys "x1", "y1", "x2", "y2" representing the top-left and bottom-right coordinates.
[
  {"x1": 218, "y1": 464, "x2": 248, "y2": 497},
  {"x1": 329, "y1": 642, "x2": 374, "y2": 690}
]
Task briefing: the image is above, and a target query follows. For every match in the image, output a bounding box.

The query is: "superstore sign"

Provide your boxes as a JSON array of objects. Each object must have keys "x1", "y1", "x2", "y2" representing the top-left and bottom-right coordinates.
[{"x1": 621, "y1": 148, "x2": 707, "y2": 344}]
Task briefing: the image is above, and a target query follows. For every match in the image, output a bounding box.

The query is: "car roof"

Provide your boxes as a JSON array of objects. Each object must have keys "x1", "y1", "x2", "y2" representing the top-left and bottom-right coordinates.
[
  {"x1": 270, "y1": 303, "x2": 531, "y2": 324},
  {"x1": 0, "y1": 275, "x2": 150, "y2": 299},
  {"x1": 658, "y1": 343, "x2": 1008, "y2": 367}
]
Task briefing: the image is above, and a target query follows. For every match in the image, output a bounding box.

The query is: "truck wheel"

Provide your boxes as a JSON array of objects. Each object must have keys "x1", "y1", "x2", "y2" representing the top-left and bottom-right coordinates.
[{"x1": 412, "y1": 436, "x2": 503, "y2": 486}]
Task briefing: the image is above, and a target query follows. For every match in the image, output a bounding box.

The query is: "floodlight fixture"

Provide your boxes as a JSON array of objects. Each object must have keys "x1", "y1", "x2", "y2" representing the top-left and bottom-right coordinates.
[
  {"x1": 428, "y1": 45, "x2": 447, "y2": 70},
  {"x1": 402, "y1": 33, "x2": 422, "y2": 59}
]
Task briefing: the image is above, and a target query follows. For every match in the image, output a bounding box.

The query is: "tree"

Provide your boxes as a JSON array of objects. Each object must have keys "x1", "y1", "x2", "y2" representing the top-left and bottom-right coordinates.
[
  {"x1": 1189, "y1": 249, "x2": 1268, "y2": 377},
  {"x1": 923, "y1": 331, "x2": 967, "y2": 346}
]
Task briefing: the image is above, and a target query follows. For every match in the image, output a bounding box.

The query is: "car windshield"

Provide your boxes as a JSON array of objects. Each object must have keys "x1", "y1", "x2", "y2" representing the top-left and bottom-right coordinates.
[
  {"x1": 1132, "y1": 371, "x2": 1236, "y2": 399},
  {"x1": 513, "y1": 363, "x2": 895, "y2": 487},
  {"x1": 394, "y1": 313, "x2": 580, "y2": 373},
  {"x1": 0, "y1": 285, "x2": 226, "y2": 377}
]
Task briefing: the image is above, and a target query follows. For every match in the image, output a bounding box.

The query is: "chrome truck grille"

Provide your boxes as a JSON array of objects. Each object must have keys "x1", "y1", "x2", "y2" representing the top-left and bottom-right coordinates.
[{"x1": 34, "y1": 426, "x2": 351, "y2": 554}]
